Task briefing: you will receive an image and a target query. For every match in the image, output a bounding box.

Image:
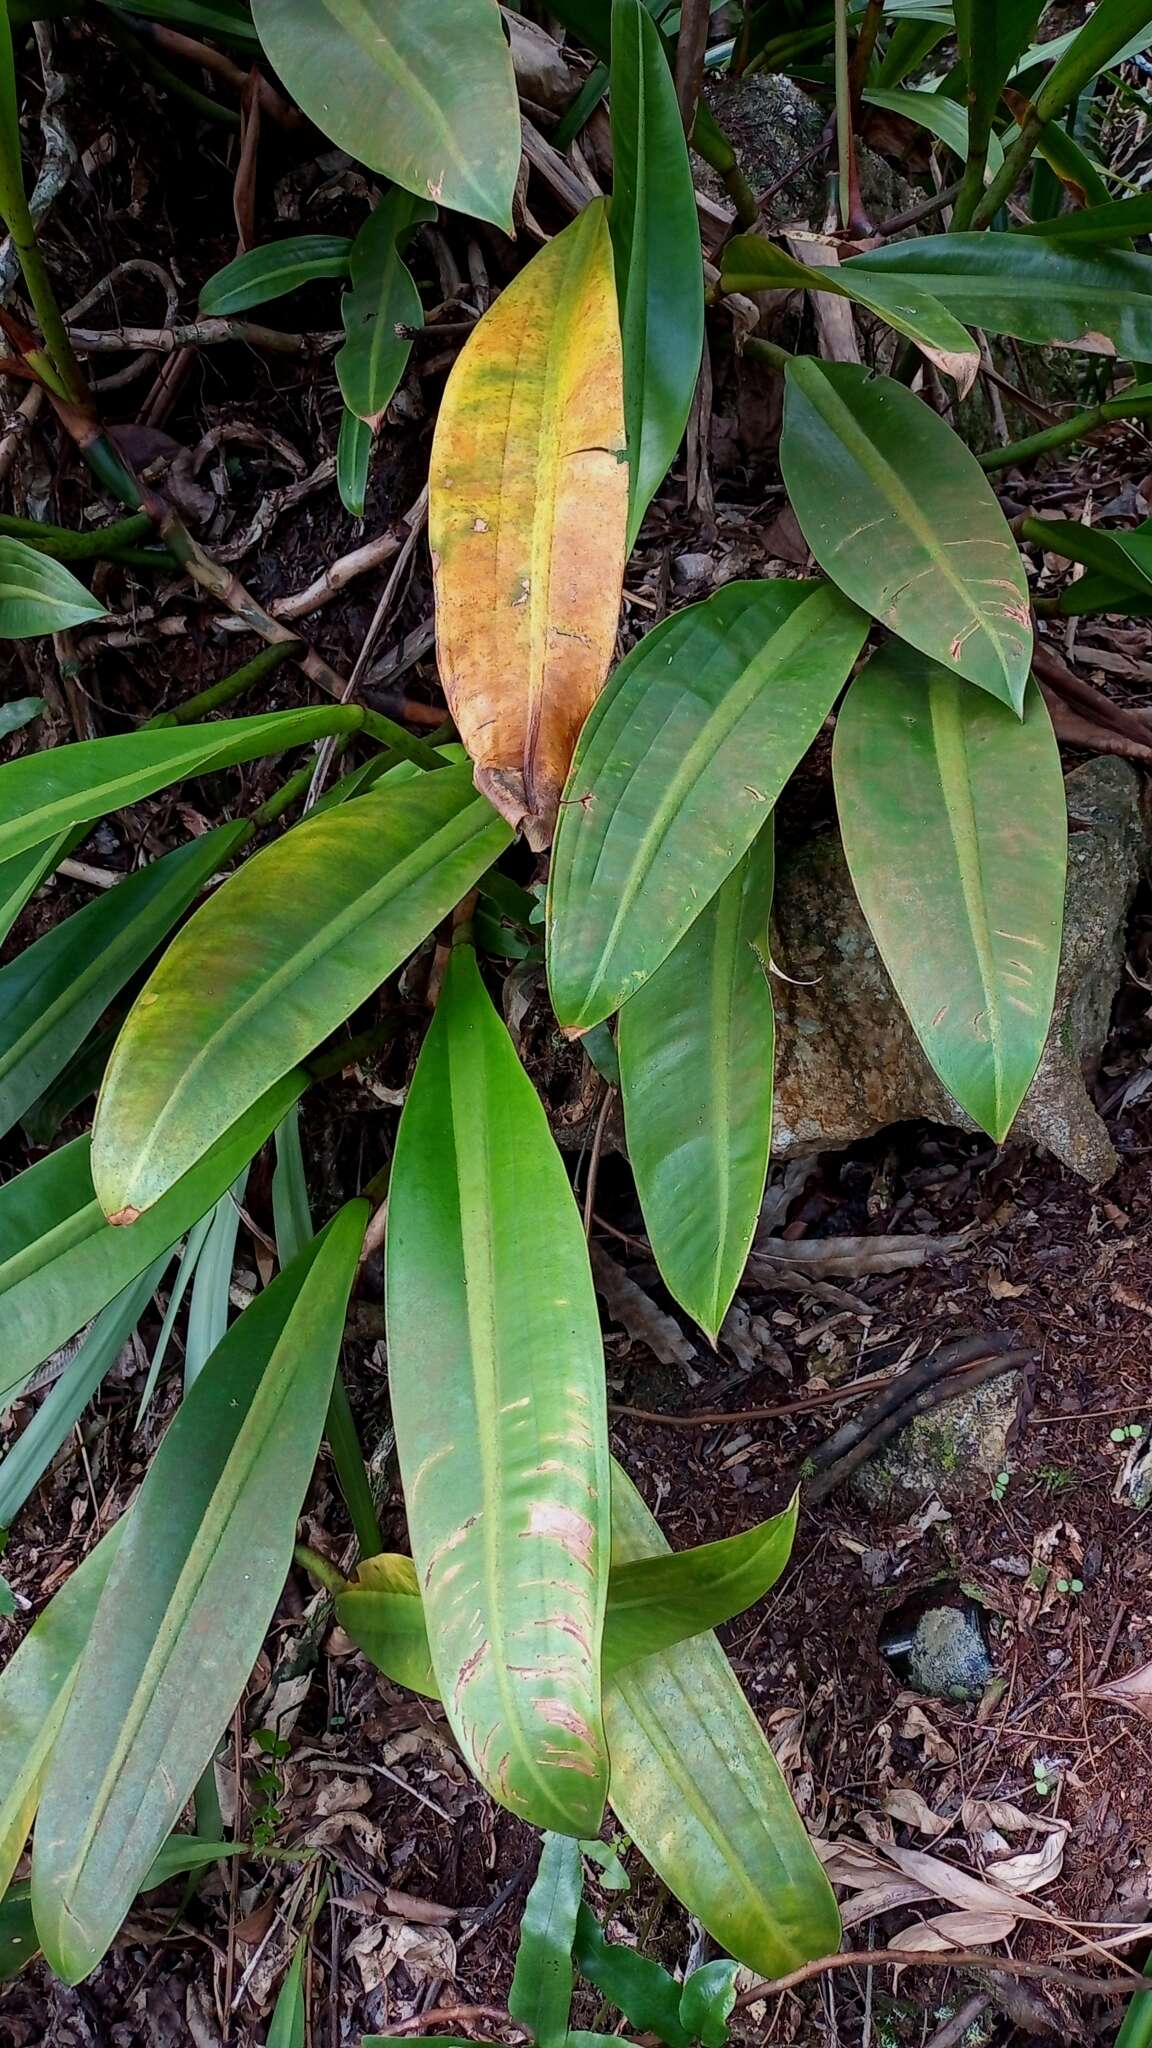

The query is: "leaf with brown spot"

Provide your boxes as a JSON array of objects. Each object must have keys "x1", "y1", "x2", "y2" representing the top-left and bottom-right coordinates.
[{"x1": 428, "y1": 199, "x2": 628, "y2": 850}]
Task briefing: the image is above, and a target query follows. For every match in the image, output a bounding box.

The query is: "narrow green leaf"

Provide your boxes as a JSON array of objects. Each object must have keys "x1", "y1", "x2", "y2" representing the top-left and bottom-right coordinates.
[
  {"x1": 617, "y1": 828, "x2": 774, "y2": 1339},
  {"x1": 875, "y1": 17, "x2": 949, "y2": 86},
  {"x1": 249, "y1": 0, "x2": 520, "y2": 231},
  {"x1": 509, "y1": 1834, "x2": 583, "y2": 2046},
  {"x1": 580, "y1": 1838, "x2": 629, "y2": 1891},
  {"x1": 337, "y1": 1482, "x2": 800, "y2": 1689},
  {"x1": 183, "y1": 1170, "x2": 246, "y2": 1387},
  {"x1": 609, "y1": 0, "x2": 704, "y2": 547},
  {"x1": 0, "y1": 694, "x2": 44, "y2": 736},
  {"x1": 337, "y1": 405, "x2": 372, "y2": 517},
  {"x1": 832, "y1": 645, "x2": 1066, "y2": 1140},
  {"x1": 102, "y1": 0, "x2": 258, "y2": 40},
  {"x1": 273, "y1": 1103, "x2": 312, "y2": 1266},
  {"x1": 574, "y1": 1903, "x2": 689, "y2": 2048},
  {"x1": 336, "y1": 190, "x2": 433, "y2": 428},
  {"x1": 950, "y1": 1, "x2": 1042, "y2": 153},
  {"x1": 679, "y1": 1960, "x2": 739, "y2": 2048},
  {"x1": 0, "y1": 822, "x2": 248, "y2": 1141},
  {"x1": 0, "y1": 832, "x2": 71, "y2": 948},
  {"x1": 847, "y1": 234, "x2": 1152, "y2": 359},
  {"x1": 267, "y1": 1930, "x2": 308, "y2": 2048},
  {"x1": 1032, "y1": 0, "x2": 1152, "y2": 120},
  {"x1": 604, "y1": 1465, "x2": 840, "y2": 1978},
  {"x1": 862, "y1": 84, "x2": 1006, "y2": 169},
  {"x1": 0, "y1": 1523, "x2": 125, "y2": 1899},
  {"x1": 722, "y1": 233, "x2": 979, "y2": 390},
  {"x1": 1012, "y1": 195, "x2": 1152, "y2": 243},
  {"x1": 92, "y1": 768, "x2": 512, "y2": 1220},
  {"x1": 0, "y1": 538, "x2": 104, "y2": 638},
  {"x1": 1013, "y1": 12, "x2": 1152, "y2": 89},
  {"x1": 0, "y1": 1263, "x2": 164, "y2": 1530},
  {"x1": 1027, "y1": 514, "x2": 1152, "y2": 598},
  {"x1": 0, "y1": 1075, "x2": 302, "y2": 1415},
  {"x1": 547, "y1": 580, "x2": 868, "y2": 1031},
  {"x1": 134, "y1": 1212, "x2": 213, "y2": 1425},
  {"x1": 387, "y1": 942, "x2": 610, "y2": 1835},
  {"x1": 199, "y1": 236, "x2": 352, "y2": 316},
  {"x1": 32, "y1": 1203, "x2": 367, "y2": 1983},
  {"x1": 780, "y1": 359, "x2": 1031, "y2": 712},
  {"x1": 0, "y1": 705, "x2": 365, "y2": 866}
]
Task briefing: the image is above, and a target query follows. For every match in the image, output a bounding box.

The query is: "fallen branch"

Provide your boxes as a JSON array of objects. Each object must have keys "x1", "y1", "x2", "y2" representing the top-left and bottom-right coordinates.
[{"x1": 734, "y1": 1947, "x2": 1149, "y2": 2008}]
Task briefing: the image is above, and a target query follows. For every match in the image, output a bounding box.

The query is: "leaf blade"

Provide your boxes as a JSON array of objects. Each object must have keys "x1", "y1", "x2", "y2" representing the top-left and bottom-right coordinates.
[
  {"x1": 428, "y1": 200, "x2": 628, "y2": 849},
  {"x1": 780, "y1": 359, "x2": 1031, "y2": 711},
  {"x1": 0, "y1": 538, "x2": 104, "y2": 638},
  {"x1": 199, "y1": 236, "x2": 352, "y2": 316},
  {"x1": 832, "y1": 645, "x2": 1066, "y2": 1139}
]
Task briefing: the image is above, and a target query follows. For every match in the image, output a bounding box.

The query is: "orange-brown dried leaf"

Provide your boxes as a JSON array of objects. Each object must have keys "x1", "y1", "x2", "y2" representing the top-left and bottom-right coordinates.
[{"x1": 429, "y1": 199, "x2": 627, "y2": 850}]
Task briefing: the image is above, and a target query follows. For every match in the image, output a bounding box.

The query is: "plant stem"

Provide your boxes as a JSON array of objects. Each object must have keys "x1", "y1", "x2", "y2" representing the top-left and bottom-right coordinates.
[
  {"x1": 325, "y1": 1370, "x2": 383, "y2": 1559},
  {"x1": 359, "y1": 707, "x2": 448, "y2": 771},
  {"x1": 0, "y1": 509, "x2": 157, "y2": 559},
  {"x1": 249, "y1": 762, "x2": 316, "y2": 830},
  {"x1": 147, "y1": 640, "x2": 302, "y2": 728},
  {"x1": 743, "y1": 334, "x2": 796, "y2": 373},
  {"x1": 690, "y1": 106, "x2": 759, "y2": 228},
  {"x1": 978, "y1": 387, "x2": 1152, "y2": 470},
  {"x1": 833, "y1": 0, "x2": 852, "y2": 230},
  {"x1": 293, "y1": 1544, "x2": 347, "y2": 1598},
  {"x1": 0, "y1": 11, "x2": 88, "y2": 402}
]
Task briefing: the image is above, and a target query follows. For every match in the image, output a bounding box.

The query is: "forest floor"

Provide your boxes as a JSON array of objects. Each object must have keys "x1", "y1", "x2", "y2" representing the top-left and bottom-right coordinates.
[{"x1": 4, "y1": 14, "x2": 1152, "y2": 2048}]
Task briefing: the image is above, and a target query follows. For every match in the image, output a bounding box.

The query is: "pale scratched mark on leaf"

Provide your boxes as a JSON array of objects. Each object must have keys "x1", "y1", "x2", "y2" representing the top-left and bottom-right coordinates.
[
  {"x1": 533, "y1": 1697, "x2": 596, "y2": 1744},
  {"x1": 525, "y1": 1500, "x2": 597, "y2": 1571}
]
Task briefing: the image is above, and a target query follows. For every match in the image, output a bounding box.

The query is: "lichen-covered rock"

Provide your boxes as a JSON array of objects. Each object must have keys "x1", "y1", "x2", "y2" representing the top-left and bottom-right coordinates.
[
  {"x1": 907, "y1": 1606, "x2": 994, "y2": 1700},
  {"x1": 700, "y1": 73, "x2": 919, "y2": 229},
  {"x1": 853, "y1": 1374, "x2": 1024, "y2": 1508},
  {"x1": 771, "y1": 758, "x2": 1146, "y2": 1184}
]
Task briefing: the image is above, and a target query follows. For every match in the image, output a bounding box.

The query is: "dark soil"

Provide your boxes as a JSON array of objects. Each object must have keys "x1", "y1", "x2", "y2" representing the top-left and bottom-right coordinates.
[{"x1": 4, "y1": 12, "x2": 1152, "y2": 2048}]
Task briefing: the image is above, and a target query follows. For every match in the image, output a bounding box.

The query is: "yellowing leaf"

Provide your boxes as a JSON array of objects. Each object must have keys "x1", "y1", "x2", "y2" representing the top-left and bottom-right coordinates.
[{"x1": 429, "y1": 200, "x2": 628, "y2": 850}]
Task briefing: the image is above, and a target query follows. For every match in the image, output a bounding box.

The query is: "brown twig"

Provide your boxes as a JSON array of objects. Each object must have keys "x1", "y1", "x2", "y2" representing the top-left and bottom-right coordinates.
[
  {"x1": 384, "y1": 2007, "x2": 524, "y2": 2037},
  {"x1": 1032, "y1": 639, "x2": 1152, "y2": 745},
  {"x1": 806, "y1": 1334, "x2": 1019, "y2": 1474},
  {"x1": 674, "y1": 0, "x2": 711, "y2": 137},
  {"x1": 734, "y1": 1949, "x2": 1149, "y2": 2007},
  {"x1": 67, "y1": 318, "x2": 332, "y2": 357},
  {"x1": 805, "y1": 1351, "x2": 1033, "y2": 1504}
]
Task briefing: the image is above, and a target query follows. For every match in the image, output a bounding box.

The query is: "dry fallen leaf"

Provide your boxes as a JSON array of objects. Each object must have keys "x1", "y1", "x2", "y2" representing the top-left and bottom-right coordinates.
[
  {"x1": 960, "y1": 1797, "x2": 1067, "y2": 1837},
  {"x1": 1093, "y1": 1655, "x2": 1152, "y2": 1718},
  {"x1": 884, "y1": 1787, "x2": 951, "y2": 1837},
  {"x1": 889, "y1": 1909, "x2": 1017, "y2": 1953},
  {"x1": 429, "y1": 198, "x2": 627, "y2": 848},
  {"x1": 985, "y1": 1828, "x2": 1068, "y2": 1894}
]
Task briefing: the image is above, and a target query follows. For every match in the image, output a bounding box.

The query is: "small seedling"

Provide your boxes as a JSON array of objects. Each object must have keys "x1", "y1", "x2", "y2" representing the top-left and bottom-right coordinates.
[
  {"x1": 1111, "y1": 1423, "x2": 1146, "y2": 1443},
  {"x1": 1033, "y1": 1758, "x2": 1057, "y2": 1799},
  {"x1": 990, "y1": 1469, "x2": 1010, "y2": 1503},
  {"x1": 250, "y1": 1726, "x2": 291, "y2": 1850},
  {"x1": 1055, "y1": 1576, "x2": 1084, "y2": 1597},
  {"x1": 1037, "y1": 1465, "x2": 1076, "y2": 1496}
]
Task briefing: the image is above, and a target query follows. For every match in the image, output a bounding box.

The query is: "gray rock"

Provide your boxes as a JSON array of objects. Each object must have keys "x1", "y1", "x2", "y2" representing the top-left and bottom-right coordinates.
[
  {"x1": 907, "y1": 1606, "x2": 994, "y2": 1700},
  {"x1": 853, "y1": 1373, "x2": 1023, "y2": 1508},
  {"x1": 771, "y1": 758, "x2": 1146, "y2": 1185},
  {"x1": 700, "y1": 73, "x2": 919, "y2": 231}
]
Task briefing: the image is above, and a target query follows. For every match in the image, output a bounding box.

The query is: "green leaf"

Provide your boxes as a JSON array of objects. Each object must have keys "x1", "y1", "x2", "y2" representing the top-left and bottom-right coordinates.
[
  {"x1": 875, "y1": 16, "x2": 950, "y2": 86},
  {"x1": 1027, "y1": 515, "x2": 1152, "y2": 599},
  {"x1": 386, "y1": 942, "x2": 610, "y2": 1835},
  {"x1": 609, "y1": 0, "x2": 704, "y2": 549},
  {"x1": 603, "y1": 1466, "x2": 840, "y2": 1978},
  {"x1": 0, "y1": 1522, "x2": 126, "y2": 1900},
  {"x1": 102, "y1": 0, "x2": 257, "y2": 40},
  {"x1": 547, "y1": 579, "x2": 868, "y2": 1031},
  {"x1": 1013, "y1": 12, "x2": 1152, "y2": 90},
  {"x1": 0, "y1": 832, "x2": 71, "y2": 948},
  {"x1": 184, "y1": 1172, "x2": 246, "y2": 1388},
  {"x1": 267, "y1": 1931, "x2": 308, "y2": 2048},
  {"x1": 337, "y1": 405, "x2": 372, "y2": 517},
  {"x1": 338, "y1": 1480, "x2": 800, "y2": 1690},
  {"x1": 1058, "y1": 570, "x2": 1152, "y2": 617},
  {"x1": 32, "y1": 1203, "x2": 366, "y2": 1984},
  {"x1": 580, "y1": 1838, "x2": 629, "y2": 1891},
  {"x1": 722, "y1": 232, "x2": 979, "y2": 393},
  {"x1": 91, "y1": 768, "x2": 512, "y2": 1221},
  {"x1": 249, "y1": 0, "x2": 520, "y2": 231},
  {"x1": 0, "y1": 1262, "x2": 164, "y2": 1530},
  {"x1": 0, "y1": 537, "x2": 104, "y2": 639},
  {"x1": 0, "y1": 1884, "x2": 36, "y2": 1981},
  {"x1": 0, "y1": 1075, "x2": 302, "y2": 1414},
  {"x1": 846, "y1": 234, "x2": 1152, "y2": 360},
  {"x1": 336, "y1": 190, "x2": 433, "y2": 428},
  {"x1": 0, "y1": 1570, "x2": 13, "y2": 1616},
  {"x1": 679, "y1": 1960, "x2": 739, "y2": 2048},
  {"x1": 1032, "y1": 0, "x2": 1152, "y2": 120},
  {"x1": 1012, "y1": 195, "x2": 1152, "y2": 243},
  {"x1": 780, "y1": 359, "x2": 1030, "y2": 712},
  {"x1": 617, "y1": 827, "x2": 774, "y2": 1339},
  {"x1": 199, "y1": 235, "x2": 352, "y2": 315},
  {"x1": 0, "y1": 694, "x2": 44, "y2": 736},
  {"x1": 509, "y1": 1834, "x2": 583, "y2": 2046},
  {"x1": 951, "y1": 1, "x2": 1042, "y2": 154},
  {"x1": 832, "y1": 646, "x2": 1065, "y2": 1141},
  {"x1": 574, "y1": 1903, "x2": 689, "y2": 2048},
  {"x1": 0, "y1": 822, "x2": 248, "y2": 1142},
  {"x1": 273, "y1": 1103, "x2": 312, "y2": 1266},
  {"x1": 862, "y1": 84, "x2": 1005, "y2": 170},
  {"x1": 0, "y1": 704, "x2": 365, "y2": 866}
]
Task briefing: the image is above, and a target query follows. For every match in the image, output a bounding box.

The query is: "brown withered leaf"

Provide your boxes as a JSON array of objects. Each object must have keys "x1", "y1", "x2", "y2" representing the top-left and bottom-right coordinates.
[{"x1": 428, "y1": 198, "x2": 627, "y2": 849}]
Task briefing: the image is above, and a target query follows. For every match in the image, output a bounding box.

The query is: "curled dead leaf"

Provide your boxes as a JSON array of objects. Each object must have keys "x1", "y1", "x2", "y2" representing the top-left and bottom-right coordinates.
[
  {"x1": 889, "y1": 1909, "x2": 1018, "y2": 1953},
  {"x1": 1092, "y1": 1655, "x2": 1152, "y2": 1719}
]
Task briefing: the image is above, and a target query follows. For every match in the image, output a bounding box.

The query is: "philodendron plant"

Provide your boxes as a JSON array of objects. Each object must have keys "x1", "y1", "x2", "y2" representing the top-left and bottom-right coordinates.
[{"x1": 0, "y1": 0, "x2": 1148, "y2": 2016}]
